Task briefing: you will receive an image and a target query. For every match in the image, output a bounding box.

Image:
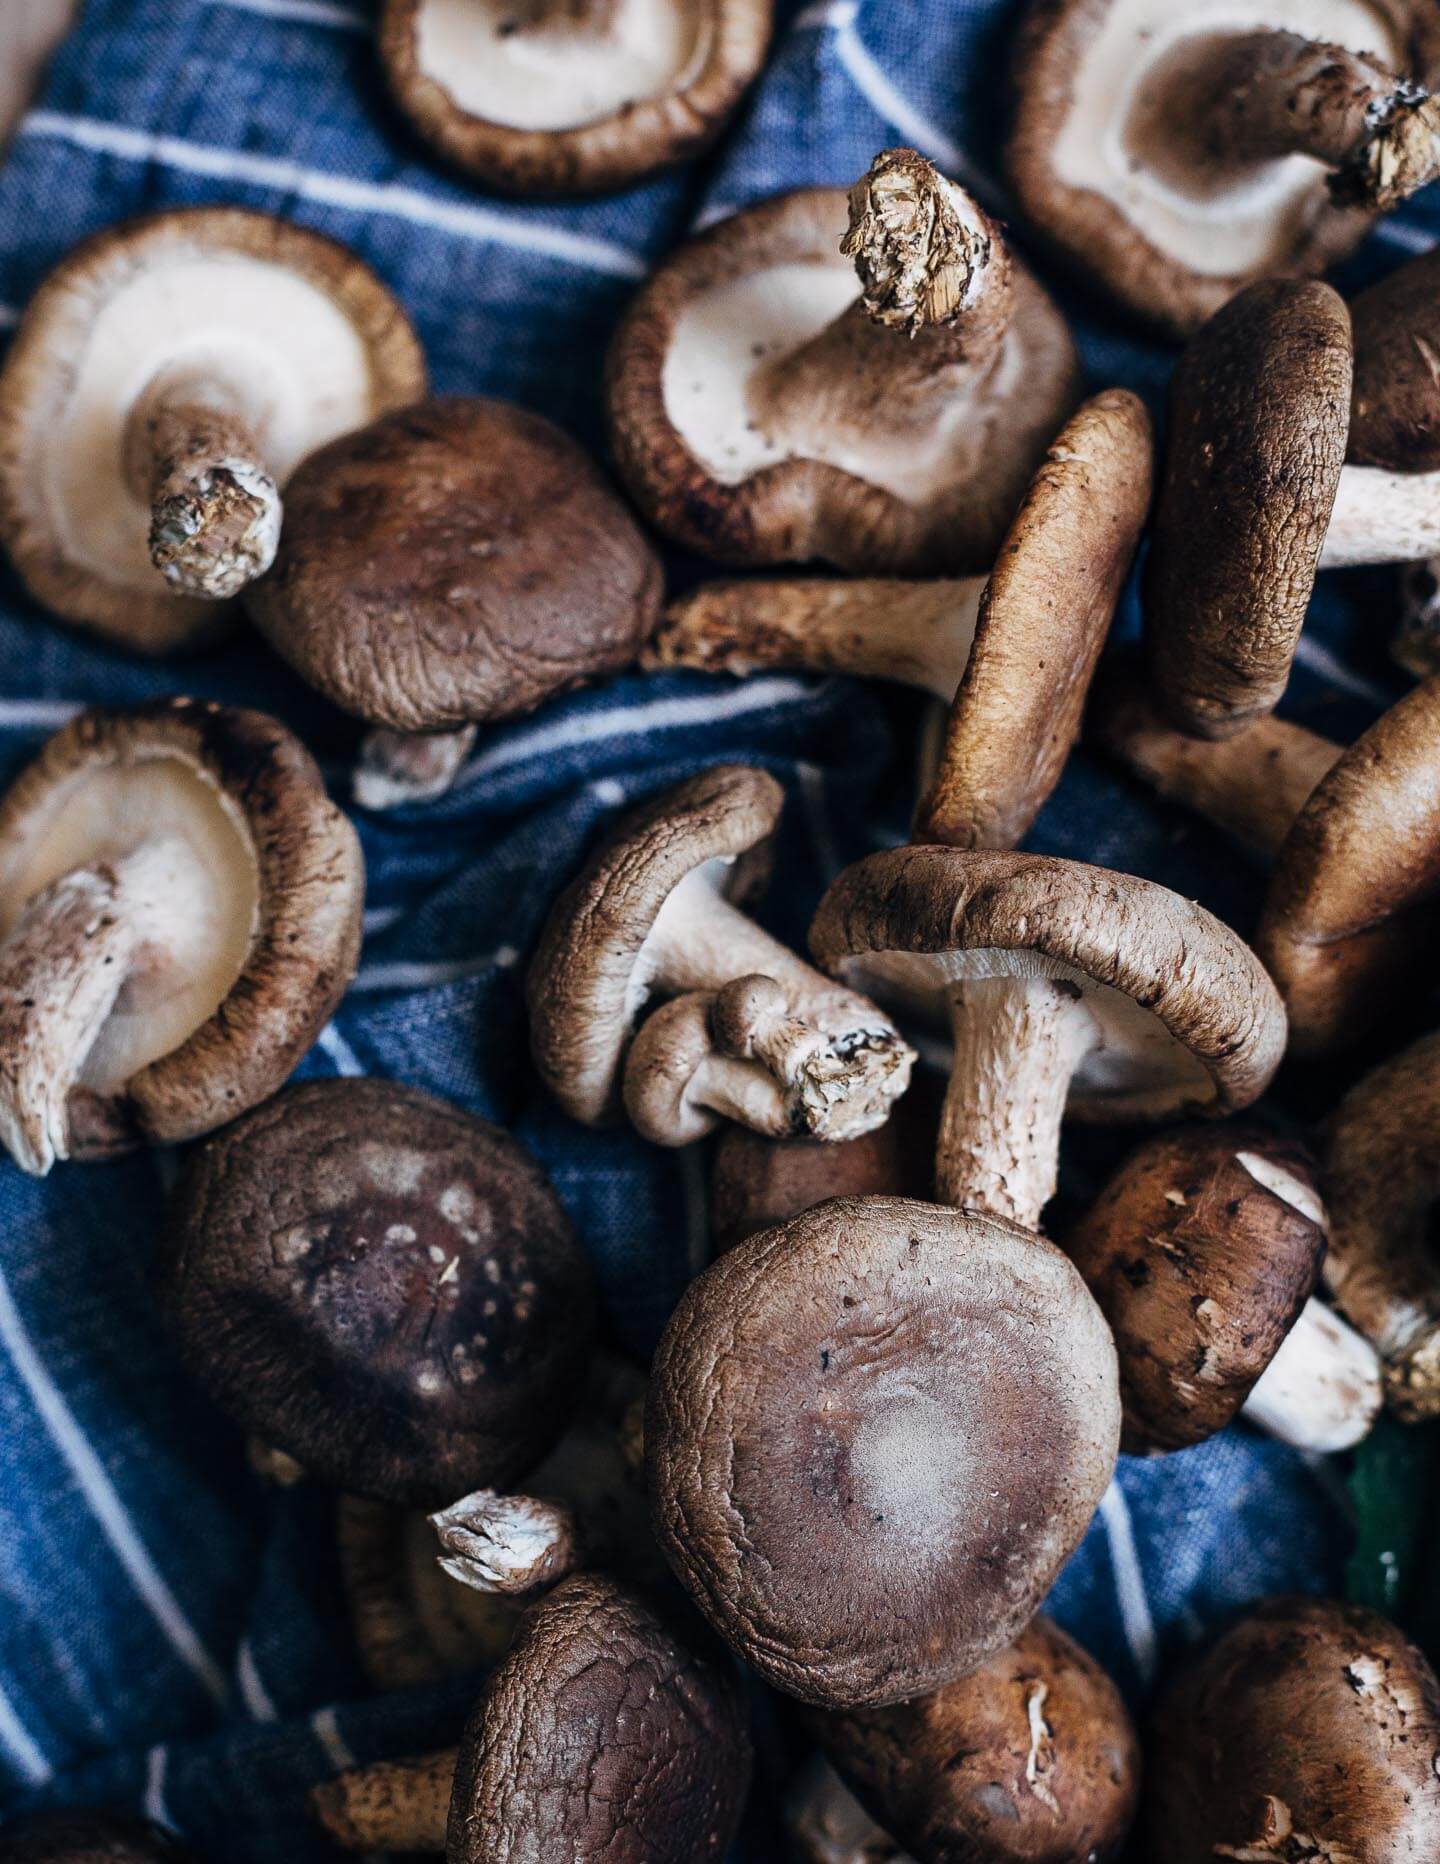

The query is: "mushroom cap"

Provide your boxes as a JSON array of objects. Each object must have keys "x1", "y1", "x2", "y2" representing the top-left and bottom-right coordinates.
[
  {"x1": 1066, "y1": 1124, "x2": 1326, "y2": 1452},
  {"x1": 1143, "y1": 279, "x2": 1353, "y2": 740},
  {"x1": 1142, "y1": 1596, "x2": 1440, "y2": 1862},
  {"x1": 1258, "y1": 671, "x2": 1440, "y2": 1054},
  {"x1": 447, "y1": 1573, "x2": 752, "y2": 1862},
  {"x1": 810, "y1": 1615, "x2": 1140, "y2": 1864},
  {"x1": 810, "y1": 848, "x2": 1286, "y2": 1124},
  {"x1": 916, "y1": 386, "x2": 1154, "y2": 849},
  {"x1": 0, "y1": 698, "x2": 363, "y2": 1157},
  {"x1": 156, "y1": 1078, "x2": 596, "y2": 1507},
  {"x1": 605, "y1": 185, "x2": 1080, "y2": 575},
  {"x1": 526, "y1": 763, "x2": 778, "y2": 1125},
  {"x1": 1350, "y1": 247, "x2": 1440, "y2": 470},
  {"x1": 0, "y1": 208, "x2": 424, "y2": 653},
  {"x1": 247, "y1": 397, "x2": 660, "y2": 733},
  {"x1": 379, "y1": 0, "x2": 773, "y2": 196},
  {"x1": 0, "y1": 1817, "x2": 190, "y2": 1864},
  {"x1": 647, "y1": 1195, "x2": 1121, "y2": 1709}
]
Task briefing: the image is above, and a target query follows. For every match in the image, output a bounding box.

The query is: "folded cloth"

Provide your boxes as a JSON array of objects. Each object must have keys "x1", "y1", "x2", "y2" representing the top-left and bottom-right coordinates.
[{"x1": 0, "y1": 0, "x2": 1428, "y2": 1854}]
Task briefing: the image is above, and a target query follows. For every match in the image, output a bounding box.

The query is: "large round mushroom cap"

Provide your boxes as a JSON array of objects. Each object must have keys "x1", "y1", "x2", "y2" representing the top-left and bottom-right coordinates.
[
  {"x1": 447, "y1": 1573, "x2": 752, "y2": 1863},
  {"x1": 0, "y1": 208, "x2": 424, "y2": 653},
  {"x1": 1142, "y1": 1596, "x2": 1440, "y2": 1861},
  {"x1": 0, "y1": 1817, "x2": 191, "y2": 1864},
  {"x1": 156, "y1": 1078, "x2": 596, "y2": 1507},
  {"x1": 247, "y1": 397, "x2": 660, "y2": 733},
  {"x1": 647, "y1": 1196, "x2": 1121, "y2": 1709}
]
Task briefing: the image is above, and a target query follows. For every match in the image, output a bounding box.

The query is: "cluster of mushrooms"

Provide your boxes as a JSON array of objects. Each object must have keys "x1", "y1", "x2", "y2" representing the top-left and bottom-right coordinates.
[{"x1": 7, "y1": 0, "x2": 1440, "y2": 1859}]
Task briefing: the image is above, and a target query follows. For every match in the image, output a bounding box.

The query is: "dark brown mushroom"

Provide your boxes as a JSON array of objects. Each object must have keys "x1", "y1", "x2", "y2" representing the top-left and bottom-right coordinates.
[{"x1": 0, "y1": 1817, "x2": 192, "y2": 1864}]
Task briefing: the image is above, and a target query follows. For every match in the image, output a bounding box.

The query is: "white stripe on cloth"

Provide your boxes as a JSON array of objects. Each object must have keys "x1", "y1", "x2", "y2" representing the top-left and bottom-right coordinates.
[
  {"x1": 316, "y1": 1022, "x2": 366, "y2": 1076},
  {"x1": 0, "y1": 1265, "x2": 229, "y2": 1707},
  {"x1": 0, "y1": 699, "x2": 84, "y2": 730},
  {"x1": 208, "y1": 0, "x2": 366, "y2": 27},
  {"x1": 236, "y1": 1638, "x2": 278, "y2": 1722},
  {"x1": 350, "y1": 947, "x2": 519, "y2": 993},
  {"x1": 0, "y1": 1680, "x2": 52, "y2": 1787},
  {"x1": 1098, "y1": 1480, "x2": 1157, "y2": 1684},
  {"x1": 310, "y1": 1705, "x2": 355, "y2": 1770},
  {"x1": 142, "y1": 1744, "x2": 174, "y2": 1829},
  {"x1": 17, "y1": 114, "x2": 647, "y2": 279}
]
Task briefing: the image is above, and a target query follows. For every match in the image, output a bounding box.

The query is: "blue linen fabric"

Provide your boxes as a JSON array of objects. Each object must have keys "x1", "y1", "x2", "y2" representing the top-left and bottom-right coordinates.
[{"x1": 0, "y1": 0, "x2": 1431, "y2": 1854}]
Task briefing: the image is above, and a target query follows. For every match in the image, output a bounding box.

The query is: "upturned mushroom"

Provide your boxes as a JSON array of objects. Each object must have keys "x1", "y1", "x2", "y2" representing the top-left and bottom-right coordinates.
[
  {"x1": 606, "y1": 146, "x2": 1081, "y2": 575},
  {"x1": 1009, "y1": 0, "x2": 1440, "y2": 336},
  {"x1": 1067, "y1": 1124, "x2": 1381, "y2": 1454},
  {"x1": 247, "y1": 397, "x2": 661, "y2": 810},
  {"x1": 1141, "y1": 1595, "x2": 1440, "y2": 1861},
  {"x1": 0, "y1": 699, "x2": 363, "y2": 1176},
  {"x1": 0, "y1": 1818, "x2": 192, "y2": 1863},
  {"x1": 527, "y1": 765, "x2": 915, "y2": 1143},
  {"x1": 156, "y1": 1078, "x2": 595, "y2": 1507},
  {"x1": 0, "y1": 209, "x2": 424, "y2": 652},
  {"x1": 378, "y1": 0, "x2": 772, "y2": 196},
  {"x1": 648, "y1": 389, "x2": 1153, "y2": 850}
]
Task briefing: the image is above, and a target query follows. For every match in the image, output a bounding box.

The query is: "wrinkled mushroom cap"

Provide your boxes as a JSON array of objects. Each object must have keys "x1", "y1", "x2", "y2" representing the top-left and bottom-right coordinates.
[
  {"x1": 0, "y1": 698, "x2": 363, "y2": 1156},
  {"x1": 647, "y1": 1196, "x2": 1121, "y2": 1709},
  {"x1": 248, "y1": 397, "x2": 660, "y2": 733},
  {"x1": 1350, "y1": 246, "x2": 1440, "y2": 470},
  {"x1": 448, "y1": 1573, "x2": 752, "y2": 1862},
  {"x1": 0, "y1": 208, "x2": 424, "y2": 653},
  {"x1": 156, "y1": 1078, "x2": 595, "y2": 1507},
  {"x1": 810, "y1": 848, "x2": 1286, "y2": 1124},
  {"x1": 0, "y1": 1817, "x2": 191, "y2": 1864}
]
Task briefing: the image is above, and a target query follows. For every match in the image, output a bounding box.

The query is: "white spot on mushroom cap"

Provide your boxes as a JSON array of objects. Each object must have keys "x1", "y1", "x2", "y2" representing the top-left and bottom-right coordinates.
[
  {"x1": 359, "y1": 1144, "x2": 427, "y2": 1195},
  {"x1": 438, "y1": 1183, "x2": 476, "y2": 1225}
]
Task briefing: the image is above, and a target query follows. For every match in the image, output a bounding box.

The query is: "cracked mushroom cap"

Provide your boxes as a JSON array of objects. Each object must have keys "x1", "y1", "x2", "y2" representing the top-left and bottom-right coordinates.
[
  {"x1": 810, "y1": 1615, "x2": 1140, "y2": 1864},
  {"x1": 447, "y1": 1572, "x2": 751, "y2": 1863},
  {"x1": 0, "y1": 208, "x2": 424, "y2": 653},
  {"x1": 0, "y1": 699, "x2": 363, "y2": 1167},
  {"x1": 647, "y1": 1196, "x2": 1121, "y2": 1709},
  {"x1": 1351, "y1": 246, "x2": 1440, "y2": 470},
  {"x1": 1141, "y1": 1596, "x2": 1440, "y2": 1862},
  {"x1": 379, "y1": 0, "x2": 772, "y2": 197},
  {"x1": 156, "y1": 1078, "x2": 595, "y2": 1508},
  {"x1": 247, "y1": 397, "x2": 660, "y2": 734},
  {"x1": 0, "y1": 1818, "x2": 192, "y2": 1864}
]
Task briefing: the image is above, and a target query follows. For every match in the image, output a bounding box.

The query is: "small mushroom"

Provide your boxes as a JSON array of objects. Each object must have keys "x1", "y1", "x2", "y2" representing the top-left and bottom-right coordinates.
[
  {"x1": 247, "y1": 397, "x2": 661, "y2": 810},
  {"x1": 607, "y1": 146, "x2": 1081, "y2": 575},
  {"x1": 1141, "y1": 1595, "x2": 1440, "y2": 1861},
  {"x1": 156, "y1": 1077, "x2": 596, "y2": 1506},
  {"x1": 378, "y1": 0, "x2": 772, "y2": 196},
  {"x1": 1066, "y1": 1124, "x2": 1381, "y2": 1454},
  {"x1": 0, "y1": 699, "x2": 363, "y2": 1175},
  {"x1": 0, "y1": 210, "x2": 424, "y2": 652},
  {"x1": 648, "y1": 388, "x2": 1153, "y2": 849},
  {"x1": 1009, "y1": 0, "x2": 1440, "y2": 336},
  {"x1": 526, "y1": 765, "x2": 914, "y2": 1142},
  {"x1": 0, "y1": 1817, "x2": 192, "y2": 1864}
]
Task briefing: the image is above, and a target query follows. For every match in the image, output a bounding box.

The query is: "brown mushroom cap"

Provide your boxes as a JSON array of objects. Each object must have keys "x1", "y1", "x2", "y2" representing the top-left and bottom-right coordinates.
[
  {"x1": 647, "y1": 1196, "x2": 1121, "y2": 1709},
  {"x1": 447, "y1": 1572, "x2": 752, "y2": 1862},
  {"x1": 0, "y1": 1817, "x2": 192, "y2": 1864},
  {"x1": 1350, "y1": 247, "x2": 1440, "y2": 470},
  {"x1": 379, "y1": 0, "x2": 772, "y2": 197},
  {"x1": 0, "y1": 699, "x2": 363, "y2": 1168},
  {"x1": 1141, "y1": 1596, "x2": 1440, "y2": 1862},
  {"x1": 1144, "y1": 279, "x2": 1353, "y2": 740},
  {"x1": 247, "y1": 397, "x2": 659, "y2": 733},
  {"x1": 0, "y1": 208, "x2": 424, "y2": 653},
  {"x1": 156, "y1": 1078, "x2": 596, "y2": 1507},
  {"x1": 810, "y1": 1615, "x2": 1140, "y2": 1864}
]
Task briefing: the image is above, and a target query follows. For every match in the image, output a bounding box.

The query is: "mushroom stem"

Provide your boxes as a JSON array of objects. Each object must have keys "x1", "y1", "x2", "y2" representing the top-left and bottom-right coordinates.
[
  {"x1": 309, "y1": 1748, "x2": 455, "y2": 1853},
  {"x1": 624, "y1": 990, "x2": 799, "y2": 1144},
  {"x1": 354, "y1": 724, "x2": 479, "y2": 811},
  {"x1": 646, "y1": 578, "x2": 984, "y2": 698},
  {"x1": 502, "y1": 0, "x2": 619, "y2": 30},
  {"x1": 747, "y1": 148, "x2": 1014, "y2": 460},
  {"x1": 937, "y1": 977, "x2": 1099, "y2": 1230},
  {"x1": 1321, "y1": 464, "x2": 1440, "y2": 570},
  {"x1": 429, "y1": 1488, "x2": 583, "y2": 1599},
  {"x1": 1241, "y1": 1297, "x2": 1383, "y2": 1453}
]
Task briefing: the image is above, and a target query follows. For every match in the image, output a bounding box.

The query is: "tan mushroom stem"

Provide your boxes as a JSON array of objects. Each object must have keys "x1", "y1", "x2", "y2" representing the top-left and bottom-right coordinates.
[
  {"x1": 1127, "y1": 31, "x2": 1440, "y2": 212},
  {"x1": 429, "y1": 1487, "x2": 583, "y2": 1599},
  {"x1": 353, "y1": 724, "x2": 479, "y2": 812},
  {"x1": 1321, "y1": 464, "x2": 1440, "y2": 570},
  {"x1": 1243, "y1": 1296, "x2": 1382, "y2": 1454},
  {"x1": 746, "y1": 148, "x2": 1013, "y2": 459},
  {"x1": 309, "y1": 1747, "x2": 456, "y2": 1853}
]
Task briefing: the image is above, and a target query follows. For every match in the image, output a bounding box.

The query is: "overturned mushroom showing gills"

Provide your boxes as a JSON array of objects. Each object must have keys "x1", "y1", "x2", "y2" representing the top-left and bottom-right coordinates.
[
  {"x1": 157, "y1": 1078, "x2": 595, "y2": 1506},
  {"x1": 527, "y1": 765, "x2": 914, "y2": 1141},
  {"x1": 607, "y1": 147, "x2": 1080, "y2": 575},
  {"x1": 0, "y1": 209, "x2": 424, "y2": 651},
  {"x1": 379, "y1": 0, "x2": 772, "y2": 195},
  {"x1": 0, "y1": 1817, "x2": 193, "y2": 1863},
  {"x1": 1142, "y1": 1596, "x2": 1440, "y2": 1861},
  {"x1": 0, "y1": 700, "x2": 363, "y2": 1175},
  {"x1": 1009, "y1": 0, "x2": 1440, "y2": 336}
]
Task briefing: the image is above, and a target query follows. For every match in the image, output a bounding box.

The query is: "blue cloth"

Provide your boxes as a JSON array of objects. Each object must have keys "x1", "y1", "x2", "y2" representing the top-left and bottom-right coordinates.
[{"x1": 0, "y1": 0, "x2": 1429, "y2": 1854}]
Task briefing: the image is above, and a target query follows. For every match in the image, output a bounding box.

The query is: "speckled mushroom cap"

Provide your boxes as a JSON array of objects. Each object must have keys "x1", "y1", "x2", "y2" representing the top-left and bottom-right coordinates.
[
  {"x1": 1144, "y1": 279, "x2": 1353, "y2": 740},
  {"x1": 0, "y1": 208, "x2": 424, "y2": 654},
  {"x1": 811, "y1": 848, "x2": 1287, "y2": 1124},
  {"x1": 447, "y1": 1573, "x2": 752, "y2": 1863},
  {"x1": 156, "y1": 1078, "x2": 596, "y2": 1508},
  {"x1": 379, "y1": 0, "x2": 772, "y2": 197},
  {"x1": 647, "y1": 1196, "x2": 1121, "y2": 1709},
  {"x1": 1141, "y1": 1596, "x2": 1440, "y2": 1861},
  {"x1": 1351, "y1": 246, "x2": 1440, "y2": 469},
  {"x1": 809, "y1": 1615, "x2": 1140, "y2": 1864},
  {"x1": 247, "y1": 398, "x2": 660, "y2": 734},
  {"x1": 0, "y1": 1817, "x2": 192, "y2": 1864}
]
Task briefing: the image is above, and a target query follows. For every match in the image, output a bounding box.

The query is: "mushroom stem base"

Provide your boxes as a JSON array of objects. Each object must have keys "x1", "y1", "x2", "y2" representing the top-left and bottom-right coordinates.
[
  {"x1": 309, "y1": 1748, "x2": 455, "y2": 1852},
  {"x1": 354, "y1": 724, "x2": 479, "y2": 811},
  {"x1": 134, "y1": 395, "x2": 281, "y2": 600},
  {"x1": 429, "y1": 1487, "x2": 582, "y2": 1599},
  {"x1": 1242, "y1": 1297, "x2": 1382, "y2": 1453}
]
